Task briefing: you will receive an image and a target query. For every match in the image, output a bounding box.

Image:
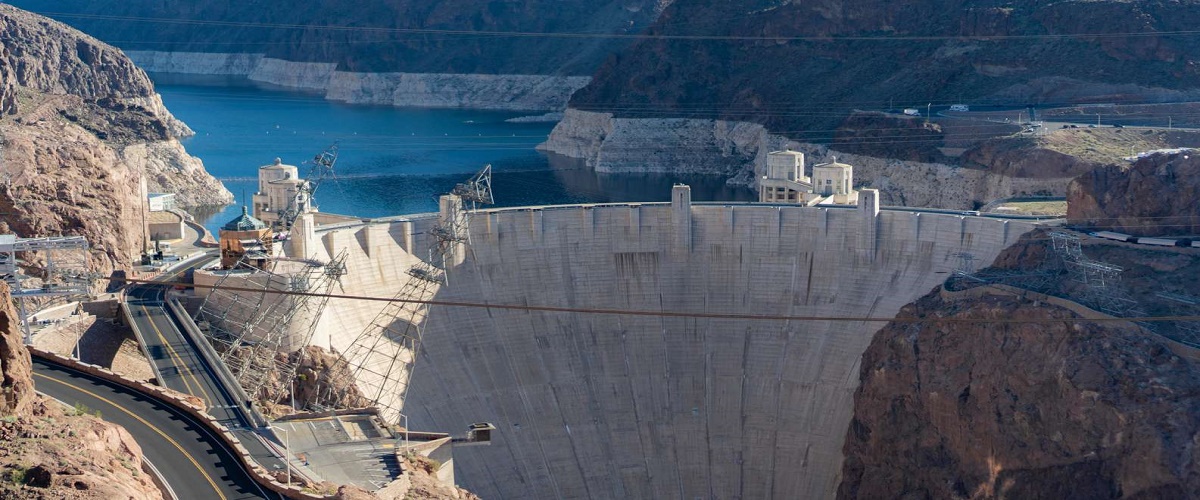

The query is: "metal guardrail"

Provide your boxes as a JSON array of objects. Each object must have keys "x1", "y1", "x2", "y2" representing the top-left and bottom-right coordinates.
[
  {"x1": 164, "y1": 294, "x2": 269, "y2": 429},
  {"x1": 121, "y1": 297, "x2": 168, "y2": 386}
]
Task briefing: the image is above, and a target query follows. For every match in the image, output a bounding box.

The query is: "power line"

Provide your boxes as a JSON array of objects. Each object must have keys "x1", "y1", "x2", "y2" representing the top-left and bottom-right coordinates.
[
  {"x1": 118, "y1": 277, "x2": 1198, "y2": 324},
  {"x1": 35, "y1": 11, "x2": 1200, "y2": 42}
]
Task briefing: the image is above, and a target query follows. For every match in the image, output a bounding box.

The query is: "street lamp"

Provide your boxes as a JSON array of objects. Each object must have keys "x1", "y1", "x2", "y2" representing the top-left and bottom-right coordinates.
[
  {"x1": 270, "y1": 425, "x2": 291, "y2": 486},
  {"x1": 399, "y1": 413, "x2": 410, "y2": 450}
]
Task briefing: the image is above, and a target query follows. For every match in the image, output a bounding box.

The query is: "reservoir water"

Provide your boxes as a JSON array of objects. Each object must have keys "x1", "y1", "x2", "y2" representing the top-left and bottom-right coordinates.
[{"x1": 153, "y1": 76, "x2": 755, "y2": 232}]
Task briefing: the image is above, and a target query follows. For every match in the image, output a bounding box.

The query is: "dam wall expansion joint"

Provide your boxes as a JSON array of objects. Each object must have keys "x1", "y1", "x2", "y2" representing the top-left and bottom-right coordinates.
[
  {"x1": 288, "y1": 197, "x2": 1045, "y2": 500},
  {"x1": 27, "y1": 348, "x2": 334, "y2": 500}
]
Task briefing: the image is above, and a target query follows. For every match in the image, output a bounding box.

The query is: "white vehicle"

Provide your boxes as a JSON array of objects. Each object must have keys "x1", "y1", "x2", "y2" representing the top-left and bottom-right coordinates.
[
  {"x1": 949, "y1": 104, "x2": 969, "y2": 112},
  {"x1": 902, "y1": 108, "x2": 920, "y2": 116}
]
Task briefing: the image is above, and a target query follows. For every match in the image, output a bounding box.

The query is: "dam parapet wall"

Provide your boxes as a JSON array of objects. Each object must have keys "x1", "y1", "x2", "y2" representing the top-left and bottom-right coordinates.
[{"x1": 286, "y1": 194, "x2": 1042, "y2": 499}]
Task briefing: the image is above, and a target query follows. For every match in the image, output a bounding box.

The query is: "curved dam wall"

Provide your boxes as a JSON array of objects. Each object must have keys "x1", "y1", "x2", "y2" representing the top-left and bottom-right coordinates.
[{"x1": 292, "y1": 191, "x2": 1040, "y2": 499}]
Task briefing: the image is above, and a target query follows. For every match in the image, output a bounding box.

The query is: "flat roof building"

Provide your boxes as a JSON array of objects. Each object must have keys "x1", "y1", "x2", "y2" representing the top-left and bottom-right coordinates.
[
  {"x1": 147, "y1": 192, "x2": 176, "y2": 212},
  {"x1": 759, "y1": 152, "x2": 859, "y2": 205},
  {"x1": 759, "y1": 150, "x2": 812, "y2": 203}
]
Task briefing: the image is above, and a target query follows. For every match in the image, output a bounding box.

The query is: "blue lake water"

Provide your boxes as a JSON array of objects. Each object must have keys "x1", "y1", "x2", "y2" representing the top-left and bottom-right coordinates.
[{"x1": 152, "y1": 75, "x2": 756, "y2": 232}]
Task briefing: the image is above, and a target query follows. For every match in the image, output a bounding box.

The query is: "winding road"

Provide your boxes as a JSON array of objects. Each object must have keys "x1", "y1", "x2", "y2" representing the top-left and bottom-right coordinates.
[{"x1": 33, "y1": 357, "x2": 281, "y2": 500}]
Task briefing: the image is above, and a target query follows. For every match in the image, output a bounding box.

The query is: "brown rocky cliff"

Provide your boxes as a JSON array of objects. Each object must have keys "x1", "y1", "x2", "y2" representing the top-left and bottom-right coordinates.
[
  {"x1": 0, "y1": 4, "x2": 231, "y2": 275},
  {"x1": 833, "y1": 112, "x2": 947, "y2": 163},
  {"x1": 0, "y1": 281, "x2": 33, "y2": 416},
  {"x1": 1067, "y1": 152, "x2": 1200, "y2": 236},
  {"x1": 10, "y1": 0, "x2": 673, "y2": 76},
  {"x1": 0, "y1": 281, "x2": 160, "y2": 498},
  {"x1": 838, "y1": 289, "x2": 1200, "y2": 499},
  {"x1": 0, "y1": 5, "x2": 155, "y2": 104},
  {"x1": 961, "y1": 137, "x2": 1100, "y2": 179}
]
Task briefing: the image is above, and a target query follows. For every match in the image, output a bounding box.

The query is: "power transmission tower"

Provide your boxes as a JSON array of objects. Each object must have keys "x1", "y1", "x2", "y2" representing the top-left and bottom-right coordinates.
[
  {"x1": 1048, "y1": 231, "x2": 1139, "y2": 316},
  {"x1": 0, "y1": 235, "x2": 93, "y2": 344},
  {"x1": 340, "y1": 164, "x2": 493, "y2": 423},
  {"x1": 277, "y1": 143, "x2": 339, "y2": 233}
]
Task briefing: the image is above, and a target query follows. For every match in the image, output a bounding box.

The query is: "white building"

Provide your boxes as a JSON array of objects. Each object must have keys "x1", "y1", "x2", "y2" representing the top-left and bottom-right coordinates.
[
  {"x1": 759, "y1": 150, "x2": 811, "y2": 203},
  {"x1": 147, "y1": 192, "x2": 176, "y2": 212},
  {"x1": 758, "y1": 152, "x2": 859, "y2": 206},
  {"x1": 251, "y1": 158, "x2": 312, "y2": 229},
  {"x1": 811, "y1": 160, "x2": 858, "y2": 204}
]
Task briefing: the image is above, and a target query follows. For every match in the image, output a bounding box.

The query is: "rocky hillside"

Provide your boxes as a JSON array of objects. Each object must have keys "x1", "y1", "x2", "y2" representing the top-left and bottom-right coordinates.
[
  {"x1": 572, "y1": 0, "x2": 1200, "y2": 132},
  {"x1": 839, "y1": 287, "x2": 1200, "y2": 499},
  {"x1": 0, "y1": 282, "x2": 163, "y2": 499},
  {"x1": 1068, "y1": 151, "x2": 1200, "y2": 236},
  {"x1": 0, "y1": 4, "x2": 231, "y2": 273},
  {"x1": 9, "y1": 0, "x2": 672, "y2": 76}
]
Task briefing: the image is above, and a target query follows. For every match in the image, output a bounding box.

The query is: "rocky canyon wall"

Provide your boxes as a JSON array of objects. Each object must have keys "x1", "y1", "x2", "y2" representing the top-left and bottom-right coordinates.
[
  {"x1": 0, "y1": 5, "x2": 231, "y2": 274},
  {"x1": 1068, "y1": 152, "x2": 1200, "y2": 236},
  {"x1": 839, "y1": 287, "x2": 1200, "y2": 499},
  {"x1": 570, "y1": 0, "x2": 1200, "y2": 133},
  {"x1": 541, "y1": 109, "x2": 1072, "y2": 210},
  {"x1": 126, "y1": 51, "x2": 591, "y2": 111}
]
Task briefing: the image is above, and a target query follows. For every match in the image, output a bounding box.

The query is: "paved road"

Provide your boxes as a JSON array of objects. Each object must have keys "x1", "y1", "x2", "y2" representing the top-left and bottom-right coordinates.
[
  {"x1": 126, "y1": 256, "x2": 292, "y2": 479},
  {"x1": 32, "y1": 357, "x2": 280, "y2": 500},
  {"x1": 128, "y1": 257, "x2": 248, "y2": 429}
]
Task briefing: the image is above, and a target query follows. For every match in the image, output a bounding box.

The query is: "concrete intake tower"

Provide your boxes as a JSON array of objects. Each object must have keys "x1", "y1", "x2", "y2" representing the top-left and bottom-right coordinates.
[{"x1": 287, "y1": 186, "x2": 1038, "y2": 499}]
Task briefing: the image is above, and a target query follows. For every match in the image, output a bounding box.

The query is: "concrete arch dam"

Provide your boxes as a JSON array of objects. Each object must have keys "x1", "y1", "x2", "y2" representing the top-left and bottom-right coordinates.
[{"x1": 300, "y1": 190, "x2": 1038, "y2": 499}]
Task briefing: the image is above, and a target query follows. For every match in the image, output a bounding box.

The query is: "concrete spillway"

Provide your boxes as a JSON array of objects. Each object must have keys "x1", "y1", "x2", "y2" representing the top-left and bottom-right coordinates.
[{"x1": 293, "y1": 188, "x2": 1038, "y2": 499}]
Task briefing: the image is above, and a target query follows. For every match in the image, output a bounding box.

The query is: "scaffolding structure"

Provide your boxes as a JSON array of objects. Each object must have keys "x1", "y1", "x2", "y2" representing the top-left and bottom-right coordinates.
[
  {"x1": 0, "y1": 234, "x2": 94, "y2": 343},
  {"x1": 276, "y1": 144, "x2": 340, "y2": 233},
  {"x1": 194, "y1": 251, "x2": 347, "y2": 401},
  {"x1": 341, "y1": 165, "x2": 492, "y2": 423}
]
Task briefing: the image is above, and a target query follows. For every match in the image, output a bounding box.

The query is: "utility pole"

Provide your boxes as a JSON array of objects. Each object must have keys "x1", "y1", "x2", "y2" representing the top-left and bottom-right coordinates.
[
  {"x1": 1097, "y1": 113, "x2": 1101, "y2": 126},
  {"x1": 271, "y1": 426, "x2": 291, "y2": 485},
  {"x1": 1169, "y1": 116, "x2": 1173, "y2": 129},
  {"x1": 926, "y1": 103, "x2": 932, "y2": 124}
]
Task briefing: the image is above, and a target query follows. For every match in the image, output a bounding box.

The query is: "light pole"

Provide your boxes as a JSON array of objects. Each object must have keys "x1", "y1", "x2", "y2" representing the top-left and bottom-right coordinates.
[
  {"x1": 397, "y1": 413, "x2": 410, "y2": 451},
  {"x1": 270, "y1": 425, "x2": 291, "y2": 485}
]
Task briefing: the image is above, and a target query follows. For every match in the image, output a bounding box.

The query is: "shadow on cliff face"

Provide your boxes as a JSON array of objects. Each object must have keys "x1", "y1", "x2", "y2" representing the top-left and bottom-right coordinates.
[{"x1": 838, "y1": 288, "x2": 1200, "y2": 499}]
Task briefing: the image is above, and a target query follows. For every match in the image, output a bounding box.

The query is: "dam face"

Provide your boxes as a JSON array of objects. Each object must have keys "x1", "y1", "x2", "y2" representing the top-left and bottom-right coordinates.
[{"x1": 299, "y1": 191, "x2": 1036, "y2": 499}]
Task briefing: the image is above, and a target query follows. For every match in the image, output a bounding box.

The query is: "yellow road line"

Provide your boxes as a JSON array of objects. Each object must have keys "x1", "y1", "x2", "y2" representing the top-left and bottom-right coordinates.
[
  {"x1": 141, "y1": 304, "x2": 209, "y2": 405},
  {"x1": 33, "y1": 372, "x2": 228, "y2": 500},
  {"x1": 141, "y1": 304, "x2": 199, "y2": 397}
]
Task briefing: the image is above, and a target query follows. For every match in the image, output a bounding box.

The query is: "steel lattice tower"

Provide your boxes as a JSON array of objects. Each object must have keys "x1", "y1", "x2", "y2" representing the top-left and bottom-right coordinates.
[
  {"x1": 340, "y1": 165, "x2": 492, "y2": 423},
  {"x1": 194, "y1": 251, "x2": 347, "y2": 401}
]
